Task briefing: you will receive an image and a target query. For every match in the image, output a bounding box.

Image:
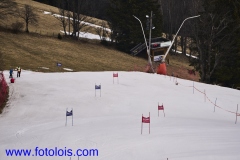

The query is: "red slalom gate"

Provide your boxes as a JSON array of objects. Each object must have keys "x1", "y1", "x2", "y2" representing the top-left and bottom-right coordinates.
[
  {"x1": 113, "y1": 73, "x2": 119, "y2": 84},
  {"x1": 141, "y1": 112, "x2": 150, "y2": 134},
  {"x1": 158, "y1": 103, "x2": 165, "y2": 117}
]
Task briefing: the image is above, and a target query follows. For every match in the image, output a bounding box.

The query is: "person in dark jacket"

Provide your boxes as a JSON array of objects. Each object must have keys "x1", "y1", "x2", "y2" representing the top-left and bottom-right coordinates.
[{"x1": 9, "y1": 69, "x2": 13, "y2": 78}]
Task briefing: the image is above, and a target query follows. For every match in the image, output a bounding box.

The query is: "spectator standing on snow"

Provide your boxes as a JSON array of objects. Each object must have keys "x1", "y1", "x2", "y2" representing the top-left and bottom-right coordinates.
[
  {"x1": 9, "y1": 68, "x2": 13, "y2": 78},
  {"x1": 17, "y1": 66, "x2": 21, "y2": 77}
]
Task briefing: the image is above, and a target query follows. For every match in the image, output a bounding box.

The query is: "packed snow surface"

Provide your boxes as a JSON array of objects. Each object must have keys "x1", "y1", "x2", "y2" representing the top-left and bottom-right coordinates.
[{"x1": 0, "y1": 70, "x2": 240, "y2": 160}]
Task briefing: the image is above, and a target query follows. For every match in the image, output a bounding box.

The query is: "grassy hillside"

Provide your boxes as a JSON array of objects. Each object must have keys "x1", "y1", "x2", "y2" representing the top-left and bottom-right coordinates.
[
  {"x1": 1, "y1": 31, "x2": 148, "y2": 72},
  {"x1": 0, "y1": 0, "x2": 199, "y2": 81}
]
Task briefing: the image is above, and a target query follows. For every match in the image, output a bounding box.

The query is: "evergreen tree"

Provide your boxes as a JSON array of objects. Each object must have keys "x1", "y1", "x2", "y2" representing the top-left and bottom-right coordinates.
[
  {"x1": 191, "y1": 0, "x2": 240, "y2": 87},
  {"x1": 107, "y1": 0, "x2": 162, "y2": 53}
]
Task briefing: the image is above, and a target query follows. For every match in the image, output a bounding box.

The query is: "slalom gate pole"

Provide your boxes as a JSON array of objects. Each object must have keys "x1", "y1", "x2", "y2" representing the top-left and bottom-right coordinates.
[
  {"x1": 65, "y1": 108, "x2": 67, "y2": 126},
  {"x1": 163, "y1": 103, "x2": 165, "y2": 117},
  {"x1": 214, "y1": 98, "x2": 217, "y2": 112},
  {"x1": 236, "y1": 105, "x2": 239, "y2": 124},
  {"x1": 149, "y1": 112, "x2": 150, "y2": 134},
  {"x1": 141, "y1": 114, "x2": 143, "y2": 134}
]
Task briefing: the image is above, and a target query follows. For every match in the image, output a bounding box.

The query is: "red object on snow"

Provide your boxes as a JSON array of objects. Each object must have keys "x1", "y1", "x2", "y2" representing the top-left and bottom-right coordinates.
[
  {"x1": 10, "y1": 78, "x2": 15, "y2": 83},
  {"x1": 157, "y1": 62, "x2": 167, "y2": 75}
]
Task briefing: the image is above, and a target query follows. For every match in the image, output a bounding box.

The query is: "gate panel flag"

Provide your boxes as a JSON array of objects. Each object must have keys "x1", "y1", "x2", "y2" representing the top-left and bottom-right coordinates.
[
  {"x1": 142, "y1": 116, "x2": 150, "y2": 123},
  {"x1": 95, "y1": 84, "x2": 101, "y2": 97},
  {"x1": 66, "y1": 110, "x2": 73, "y2": 116},
  {"x1": 95, "y1": 85, "x2": 101, "y2": 89},
  {"x1": 65, "y1": 108, "x2": 73, "y2": 126},
  {"x1": 113, "y1": 73, "x2": 119, "y2": 84},
  {"x1": 57, "y1": 62, "x2": 62, "y2": 67},
  {"x1": 158, "y1": 103, "x2": 165, "y2": 117},
  {"x1": 141, "y1": 112, "x2": 150, "y2": 134},
  {"x1": 158, "y1": 105, "x2": 164, "y2": 110}
]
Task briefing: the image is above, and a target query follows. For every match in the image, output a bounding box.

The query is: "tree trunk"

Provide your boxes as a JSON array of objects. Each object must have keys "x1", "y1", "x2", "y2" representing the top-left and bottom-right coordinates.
[
  {"x1": 77, "y1": 0, "x2": 80, "y2": 40},
  {"x1": 25, "y1": 21, "x2": 29, "y2": 33},
  {"x1": 67, "y1": 0, "x2": 70, "y2": 35}
]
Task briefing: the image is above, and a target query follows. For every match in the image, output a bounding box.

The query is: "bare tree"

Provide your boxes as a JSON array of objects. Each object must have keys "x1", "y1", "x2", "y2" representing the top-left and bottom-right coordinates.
[
  {"x1": 18, "y1": 4, "x2": 38, "y2": 33},
  {"x1": 96, "y1": 20, "x2": 109, "y2": 41},
  {"x1": 161, "y1": 0, "x2": 202, "y2": 55},
  {"x1": 54, "y1": 8, "x2": 68, "y2": 36},
  {"x1": 69, "y1": 0, "x2": 93, "y2": 40},
  {"x1": 192, "y1": 10, "x2": 238, "y2": 83},
  {"x1": 0, "y1": 0, "x2": 17, "y2": 20},
  {"x1": 53, "y1": 0, "x2": 68, "y2": 36}
]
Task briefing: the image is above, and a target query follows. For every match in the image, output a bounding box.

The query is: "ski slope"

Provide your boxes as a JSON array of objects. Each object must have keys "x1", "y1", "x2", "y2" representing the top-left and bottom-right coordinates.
[{"x1": 0, "y1": 70, "x2": 240, "y2": 160}]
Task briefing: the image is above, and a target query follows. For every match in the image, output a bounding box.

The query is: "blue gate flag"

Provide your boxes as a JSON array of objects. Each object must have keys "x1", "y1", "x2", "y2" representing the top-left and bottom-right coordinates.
[
  {"x1": 95, "y1": 85, "x2": 101, "y2": 89},
  {"x1": 57, "y1": 62, "x2": 62, "y2": 67},
  {"x1": 66, "y1": 110, "x2": 73, "y2": 116}
]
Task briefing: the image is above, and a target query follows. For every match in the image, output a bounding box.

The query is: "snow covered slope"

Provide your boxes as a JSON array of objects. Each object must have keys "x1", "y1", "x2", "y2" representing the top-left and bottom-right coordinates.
[{"x1": 0, "y1": 70, "x2": 239, "y2": 160}]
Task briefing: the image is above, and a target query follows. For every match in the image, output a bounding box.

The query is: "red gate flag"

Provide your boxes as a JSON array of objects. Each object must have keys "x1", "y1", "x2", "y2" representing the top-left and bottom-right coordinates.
[
  {"x1": 113, "y1": 73, "x2": 119, "y2": 84},
  {"x1": 158, "y1": 103, "x2": 165, "y2": 117},
  {"x1": 158, "y1": 104, "x2": 164, "y2": 110},
  {"x1": 142, "y1": 116, "x2": 150, "y2": 123},
  {"x1": 141, "y1": 112, "x2": 150, "y2": 134}
]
